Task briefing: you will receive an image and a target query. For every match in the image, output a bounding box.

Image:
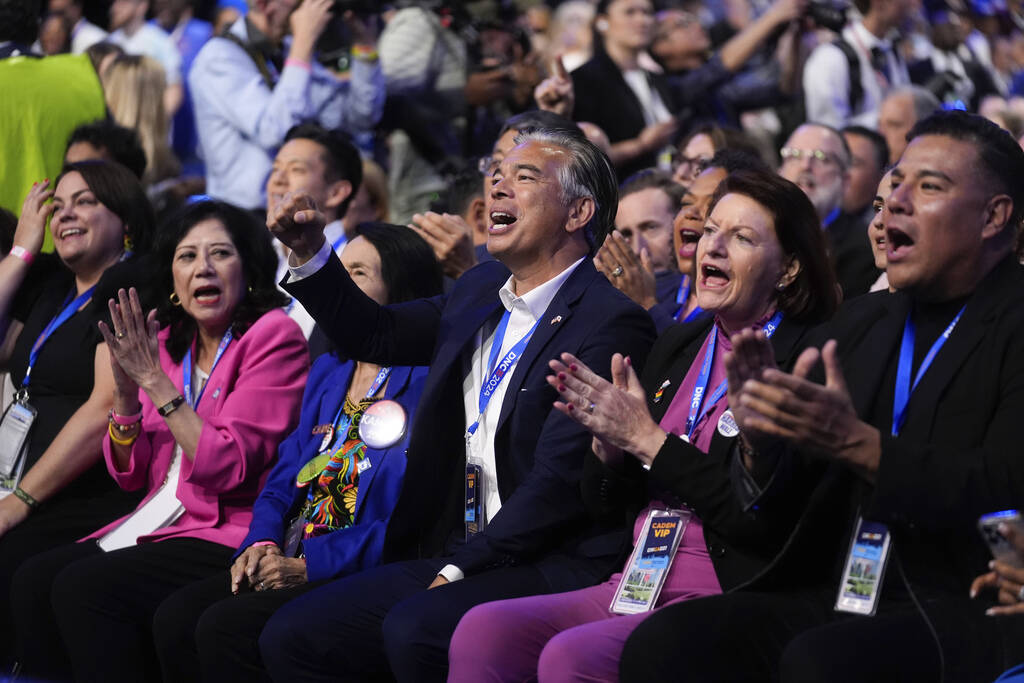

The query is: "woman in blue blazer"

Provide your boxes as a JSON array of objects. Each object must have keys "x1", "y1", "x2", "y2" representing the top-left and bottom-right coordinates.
[{"x1": 151, "y1": 223, "x2": 444, "y2": 683}]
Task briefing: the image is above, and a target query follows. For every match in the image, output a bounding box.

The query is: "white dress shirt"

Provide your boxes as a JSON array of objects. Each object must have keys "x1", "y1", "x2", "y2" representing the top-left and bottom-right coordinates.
[
  {"x1": 803, "y1": 20, "x2": 909, "y2": 128},
  {"x1": 71, "y1": 19, "x2": 108, "y2": 55},
  {"x1": 439, "y1": 257, "x2": 584, "y2": 582},
  {"x1": 108, "y1": 23, "x2": 183, "y2": 85}
]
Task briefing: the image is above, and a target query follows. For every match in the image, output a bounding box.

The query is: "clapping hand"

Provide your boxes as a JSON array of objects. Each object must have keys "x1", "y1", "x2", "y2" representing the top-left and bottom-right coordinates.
[
  {"x1": 409, "y1": 212, "x2": 477, "y2": 279},
  {"x1": 549, "y1": 352, "x2": 667, "y2": 467},
  {"x1": 98, "y1": 287, "x2": 162, "y2": 397},
  {"x1": 594, "y1": 231, "x2": 658, "y2": 310},
  {"x1": 14, "y1": 179, "x2": 56, "y2": 257}
]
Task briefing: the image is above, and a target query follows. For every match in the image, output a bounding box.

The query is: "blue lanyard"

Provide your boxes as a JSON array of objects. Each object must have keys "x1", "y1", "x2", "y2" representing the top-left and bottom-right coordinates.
[
  {"x1": 891, "y1": 305, "x2": 966, "y2": 436},
  {"x1": 466, "y1": 310, "x2": 539, "y2": 438},
  {"x1": 672, "y1": 275, "x2": 703, "y2": 322},
  {"x1": 330, "y1": 232, "x2": 348, "y2": 253},
  {"x1": 24, "y1": 286, "x2": 96, "y2": 389},
  {"x1": 685, "y1": 310, "x2": 784, "y2": 438},
  {"x1": 183, "y1": 330, "x2": 234, "y2": 409},
  {"x1": 325, "y1": 365, "x2": 391, "y2": 448}
]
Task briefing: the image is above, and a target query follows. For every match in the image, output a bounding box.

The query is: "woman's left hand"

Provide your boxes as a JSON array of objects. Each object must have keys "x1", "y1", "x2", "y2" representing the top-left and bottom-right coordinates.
[
  {"x1": 594, "y1": 231, "x2": 658, "y2": 310},
  {"x1": 254, "y1": 554, "x2": 308, "y2": 591},
  {"x1": 98, "y1": 287, "x2": 163, "y2": 392},
  {"x1": 548, "y1": 352, "x2": 667, "y2": 466},
  {"x1": 0, "y1": 494, "x2": 31, "y2": 539}
]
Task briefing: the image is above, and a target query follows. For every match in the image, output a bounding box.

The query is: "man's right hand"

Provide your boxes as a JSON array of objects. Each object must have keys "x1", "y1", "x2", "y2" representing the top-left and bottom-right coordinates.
[
  {"x1": 289, "y1": 0, "x2": 334, "y2": 63},
  {"x1": 267, "y1": 191, "x2": 327, "y2": 265}
]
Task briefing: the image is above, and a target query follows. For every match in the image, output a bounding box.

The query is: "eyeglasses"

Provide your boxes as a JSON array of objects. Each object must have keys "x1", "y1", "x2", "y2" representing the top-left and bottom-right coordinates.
[
  {"x1": 673, "y1": 154, "x2": 711, "y2": 179},
  {"x1": 779, "y1": 147, "x2": 846, "y2": 170},
  {"x1": 478, "y1": 156, "x2": 500, "y2": 176}
]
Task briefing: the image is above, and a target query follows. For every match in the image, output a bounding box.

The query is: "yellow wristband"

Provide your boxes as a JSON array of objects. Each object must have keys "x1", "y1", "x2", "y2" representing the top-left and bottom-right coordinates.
[
  {"x1": 351, "y1": 45, "x2": 378, "y2": 62},
  {"x1": 109, "y1": 421, "x2": 139, "y2": 446}
]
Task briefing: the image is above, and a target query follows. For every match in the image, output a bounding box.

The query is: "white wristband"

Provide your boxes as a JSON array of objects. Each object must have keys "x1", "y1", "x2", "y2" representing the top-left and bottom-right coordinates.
[{"x1": 9, "y1": 245, "x2": 33, "y2": 266}]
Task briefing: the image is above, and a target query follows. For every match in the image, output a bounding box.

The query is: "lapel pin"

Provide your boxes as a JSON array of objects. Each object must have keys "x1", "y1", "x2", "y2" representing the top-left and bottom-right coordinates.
[
  {"x1": 550, "y1": 315, "x2": 562, "y2": 325},
  {"x1": 212, "y1": 388, "x2": 221, "y2": 399},
  {"x1": 653, "y1": 379, "x2": 671, "y2": 403}
]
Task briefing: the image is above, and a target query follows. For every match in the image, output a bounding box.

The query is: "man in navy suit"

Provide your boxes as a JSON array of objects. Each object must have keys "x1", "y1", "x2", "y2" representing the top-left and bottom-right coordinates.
[{"x1": 262, "y1": 127, "x2": 656, "y2": 682}]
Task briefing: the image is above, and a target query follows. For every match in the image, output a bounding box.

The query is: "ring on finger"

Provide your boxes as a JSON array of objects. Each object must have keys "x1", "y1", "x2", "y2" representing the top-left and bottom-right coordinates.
[
  {"x1": 586, "y1": 401, "x2": 596, "y2": 414},
  {"x1": 612, "y1": 266, "x2": 624, "y2": 277},
  {"x1": 1017, "y1": 585, "x2": 1024, "y2": 602},
  {"x1": 259, "y1": 581, "x2": 265, "y2": 591},
  {"x1": 115, "y1": 330, "x2": 126, "y2": 339}
]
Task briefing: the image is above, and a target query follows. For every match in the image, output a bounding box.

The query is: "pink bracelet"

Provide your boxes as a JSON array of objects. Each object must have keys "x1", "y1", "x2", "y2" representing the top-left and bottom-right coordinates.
[
  {"x1": 110, "y1": 409, "x2": 142, "y2": 426},
  {"x1": 251, "y1": 540, "x2": 277, "y2": 547},
  {"x1": 9, "y1": 245, "x2": 33, "y2": 266},
  {"x1": 284, "y1": 57, "x2": 311, "y2": 72}
]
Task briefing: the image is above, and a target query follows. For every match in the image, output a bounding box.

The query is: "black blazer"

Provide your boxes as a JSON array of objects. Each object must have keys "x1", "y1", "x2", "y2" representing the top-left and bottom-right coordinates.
[
  {"x1": 581, "y1": 313, "x2": 818, "y2": 591},
  {"x1": 571, "y1": 50, "x2": 676, "y2": 180},
  {"x1": 284, "y1": 255, "x2": 656, "y2": 591},
  {"x1": 740, "y1": 258, "x2": 1024, "y2": 601}
]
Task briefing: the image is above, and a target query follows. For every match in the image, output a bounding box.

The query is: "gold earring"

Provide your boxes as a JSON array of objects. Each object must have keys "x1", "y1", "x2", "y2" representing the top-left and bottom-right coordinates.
[
  {"x1": 123, "y1": 233, "x2": 134, "y2": 252},
  {"x1": 169, "y1": 292, "x2": 181, "y2": 306}
]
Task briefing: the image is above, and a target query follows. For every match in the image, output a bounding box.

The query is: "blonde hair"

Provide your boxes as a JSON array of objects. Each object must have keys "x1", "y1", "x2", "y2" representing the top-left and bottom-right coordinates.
[{"x1": 101, "y1": 55, "x2": 180, "y2": 186}]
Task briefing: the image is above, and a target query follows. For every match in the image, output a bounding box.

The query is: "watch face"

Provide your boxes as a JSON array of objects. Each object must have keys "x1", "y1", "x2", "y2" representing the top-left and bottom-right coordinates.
[{"x1": 359, "y1": 399, "x2": 407, "y2": 450}]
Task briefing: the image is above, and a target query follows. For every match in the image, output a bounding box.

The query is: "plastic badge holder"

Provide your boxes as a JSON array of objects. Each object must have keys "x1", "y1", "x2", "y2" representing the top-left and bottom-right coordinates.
[
  {"x1": 610, "y1": 508, "x2": 691, "y2": 615},
  {"x1": 0, "y1": 401, "x2": 36, "y2": 494}
]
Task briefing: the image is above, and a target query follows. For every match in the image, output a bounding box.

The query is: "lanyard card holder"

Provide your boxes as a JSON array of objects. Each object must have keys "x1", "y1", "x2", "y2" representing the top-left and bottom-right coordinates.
[
  {"x1": 610, "y1": 508, "x2": 691, "y2": 615},
  {"x1": 0, "y1": 399, "x2": 36, "y2": 493},
  {"x1": 465, "y1": 455, "x2": 486, "y2": 540},
  {"x1": 835, "y1": 516, "x2": 892, "y2": 616}
]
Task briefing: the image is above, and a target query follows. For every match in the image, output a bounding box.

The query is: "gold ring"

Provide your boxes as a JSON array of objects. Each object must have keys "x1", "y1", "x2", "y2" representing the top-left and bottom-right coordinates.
[{"x1": 612, "y1": 266, "x2": 624, "y2": 277}]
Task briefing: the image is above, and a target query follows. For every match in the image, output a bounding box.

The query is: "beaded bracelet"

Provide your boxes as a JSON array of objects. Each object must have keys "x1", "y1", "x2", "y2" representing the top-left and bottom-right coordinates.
[{"x1": 109, "y1": 421, "x2": 140, "y2": 446}]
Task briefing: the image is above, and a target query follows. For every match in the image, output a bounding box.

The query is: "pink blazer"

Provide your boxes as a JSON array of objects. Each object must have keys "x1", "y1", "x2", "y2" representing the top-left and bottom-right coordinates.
[{"x1": 87, "y1": 309, "x2": 309, "y2": 549}]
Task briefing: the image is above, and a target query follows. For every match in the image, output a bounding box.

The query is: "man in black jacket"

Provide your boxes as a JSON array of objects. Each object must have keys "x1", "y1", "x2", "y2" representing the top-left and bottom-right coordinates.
[
  {"x1": 261, "y1": 128, "x2": 655, "y2": 682},
  {"x1": 621, "y1": 110, "x2": 1024, "y2": 682}
]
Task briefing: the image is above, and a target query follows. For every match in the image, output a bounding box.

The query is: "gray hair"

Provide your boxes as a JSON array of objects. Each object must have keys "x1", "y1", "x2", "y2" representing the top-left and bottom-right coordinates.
[
  {"x1": 512, "y1": 129, "x2": 618, "y2": 251},
  {"x1": 885, "y1": 86, "x2": 942, "y2": 122}
]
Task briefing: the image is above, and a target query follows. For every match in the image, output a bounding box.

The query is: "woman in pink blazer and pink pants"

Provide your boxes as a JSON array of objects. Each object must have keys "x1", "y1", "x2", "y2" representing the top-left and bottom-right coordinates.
[{"x1": 7, "y1": 201, "x2": 309, "y2": 683}]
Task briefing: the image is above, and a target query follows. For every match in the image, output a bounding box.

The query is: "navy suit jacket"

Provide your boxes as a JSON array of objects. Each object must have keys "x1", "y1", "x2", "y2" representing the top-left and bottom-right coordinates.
[
  {"x1": 284, "y1": 254, "x2": 656, "y2": 591},
  {"x1": 237, "y1": 355, "x2": 428, "y2": 582}
]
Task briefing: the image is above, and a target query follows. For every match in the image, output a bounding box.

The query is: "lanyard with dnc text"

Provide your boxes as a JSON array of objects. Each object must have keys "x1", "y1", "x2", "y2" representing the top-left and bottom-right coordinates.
[
  {"x1": 891, "y1": 305, "x2": 966, "y2": 436},
  {"x1": 326, "y1": 366, "x2": 391, "y2": 450},
  {"x1": 685, "y1": 311, "x2": 784, "y2": 438},
  {"x1": 673, "y1": 275, "x2": 703, "y2": 323},
  {"x1": 182, "y1": 330, "x2": 233, "y2": 409},
  {"x1": 23, "y1": 286, "x2": 96, "y2": 392},
  {"x1": 466, "y1": 310, "x2": 539, "y2": 440}
]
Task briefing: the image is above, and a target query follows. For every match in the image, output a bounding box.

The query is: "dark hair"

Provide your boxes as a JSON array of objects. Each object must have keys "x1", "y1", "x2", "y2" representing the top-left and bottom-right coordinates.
[
  {"x1": 430, "y1": 163, "x2": 484, "y2": 216},
  {"x1": 0, "y1": 208, "x2": 16, "y2": 255},
  {"x1": 707, "y1": 148, "x2": 771, "y2": 174},
  {"x1": 354, "y1": 223, "x2": 444, "y2": 303},
  {"x1": 620, "y1": 168, "x2": 686, "y2": 214},
  {"x1": 514, "y1": 129, "x2": 619, "y2": 252},
  {"x1": 84, "y1": 41, "x2": 124, "y2": 72},
  {"x1": 0, "y1": 0, "x2": 39, "y2": 44},
  {"x1": 154, "y1": 200, "x2": 289, "y2": 362},
  {"x1": 57, "y1": 160, "x2": 155, "y2": 254},
  {"x1": 41, "y1": 12, "x2": 73, "y2": 52},
  {"x1": 908, "y1": 110, "x2": 1024, "y2": 232},
  {"x1": 498, "y1": 110, "x2": 582, "y2": 140},
  {"x1": 681, "y1": 124, "x2": 764, "y2": 162},
  {"x1": 708, "y1": 169, "x2": 840, "y2": 324},
  {"x1": 67, "y1": 119, "x2": 148, "y2": 179},
  {"x1": 282, "y1": 123, "x2": 363, "y2": 218},
  {"x1": 841, "y1": 125, "x2": 890, "y2": 172}
]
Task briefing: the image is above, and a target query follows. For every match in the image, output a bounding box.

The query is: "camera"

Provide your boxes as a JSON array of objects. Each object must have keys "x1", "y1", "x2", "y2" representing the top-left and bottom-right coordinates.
[{"x1": 806, "y1": 0, "x2": 848, "y2": 32}]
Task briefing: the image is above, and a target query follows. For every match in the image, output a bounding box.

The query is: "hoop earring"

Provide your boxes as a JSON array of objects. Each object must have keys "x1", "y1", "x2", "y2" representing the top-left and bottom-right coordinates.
[{"x1": 169, "y1": 292, "x2": 182, "y2": 306}]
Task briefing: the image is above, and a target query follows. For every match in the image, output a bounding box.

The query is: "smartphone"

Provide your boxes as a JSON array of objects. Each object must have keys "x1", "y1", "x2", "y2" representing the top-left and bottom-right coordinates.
[{"x1": 978, "y1": 510, "x2": 1024, "y2": 569}]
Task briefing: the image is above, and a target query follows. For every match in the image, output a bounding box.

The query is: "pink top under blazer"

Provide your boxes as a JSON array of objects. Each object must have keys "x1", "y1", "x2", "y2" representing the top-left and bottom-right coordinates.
[{"x1": 87, "y1": 309, "x2": 309, "y2": 549}]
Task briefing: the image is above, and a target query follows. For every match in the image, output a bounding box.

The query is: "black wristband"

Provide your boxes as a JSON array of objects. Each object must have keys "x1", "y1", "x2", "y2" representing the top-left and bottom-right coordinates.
[
  {"x1": 157, "y1": 395, "x2": 185, "y2": 417},
  {"x1": 13, "y1": 486, "x2": 38, "y2": 510}
]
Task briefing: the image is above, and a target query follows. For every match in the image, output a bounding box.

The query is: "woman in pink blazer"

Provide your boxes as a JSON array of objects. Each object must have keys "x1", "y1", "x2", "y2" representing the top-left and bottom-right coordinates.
[{"x1": 8, "y1": 201, "x2": 308, "y2": 682}]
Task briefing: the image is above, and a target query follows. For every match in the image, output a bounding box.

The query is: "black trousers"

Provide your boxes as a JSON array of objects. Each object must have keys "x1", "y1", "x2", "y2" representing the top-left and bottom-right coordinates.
[
  {"x1": 151, "y1": 571, "x2": 326, "y2": 683},
  {"x1": 619, "y1": 589, "x2": 1024, "y2": 683},
  {"x1": 12, "y1": 537, "x2": 232, "y2": 682},
  {"x1": 0, "y1": 489, "x2": 138, "y2": 673},
  {"x1": 259, "y1": 558, "x2": 555, "y2": 683}
]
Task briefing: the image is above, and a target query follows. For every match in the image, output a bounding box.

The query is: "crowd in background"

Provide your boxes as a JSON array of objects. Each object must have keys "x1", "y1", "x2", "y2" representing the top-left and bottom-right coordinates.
[{"x1": 3, "y1": 0, "x2": 1024, "y2": 680}]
